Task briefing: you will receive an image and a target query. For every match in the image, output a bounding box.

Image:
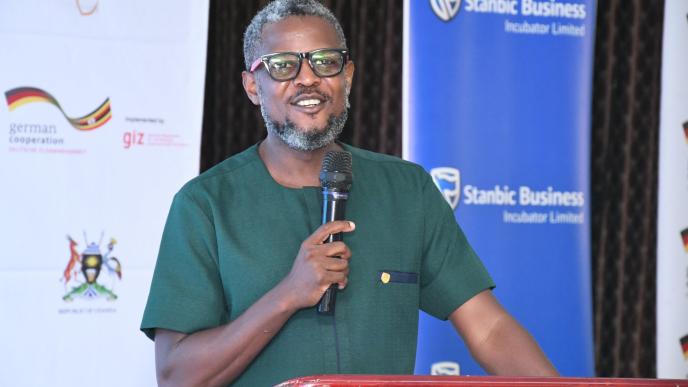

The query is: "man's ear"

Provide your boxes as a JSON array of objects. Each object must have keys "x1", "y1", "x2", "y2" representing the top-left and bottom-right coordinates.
[
  {"x1": 242, "y1": 71, "x2": 261, "y2": 106},
  {"x1": 344, "y1": 60, "x2": 355, "y2": 96}
]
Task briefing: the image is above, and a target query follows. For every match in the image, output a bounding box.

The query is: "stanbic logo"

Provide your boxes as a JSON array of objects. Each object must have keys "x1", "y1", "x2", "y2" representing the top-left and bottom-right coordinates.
[
  {"x1": 431, "y1": 167, "x2": 585, "y2": 208},
  {"x1": 431, "y1": 167, "x2": 461, "y2": 210},
  {"x1": 431, "y1": 361, "x2": 460, "y2": 375},
  {"x1": 430, "y1": 0, "x2": 462, "y2": 22}
]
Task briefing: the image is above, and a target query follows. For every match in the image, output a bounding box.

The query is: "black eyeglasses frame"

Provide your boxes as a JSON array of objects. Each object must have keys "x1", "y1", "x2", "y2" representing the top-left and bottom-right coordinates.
[{"x1": 250, "y1": 48, "x2": 350, "y2": 82}]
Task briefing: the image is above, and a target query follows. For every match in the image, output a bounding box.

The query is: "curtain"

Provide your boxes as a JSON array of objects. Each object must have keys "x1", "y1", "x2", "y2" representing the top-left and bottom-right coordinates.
[{"x1": 590, "y1": 0, "x2": 663, "y2": 377}]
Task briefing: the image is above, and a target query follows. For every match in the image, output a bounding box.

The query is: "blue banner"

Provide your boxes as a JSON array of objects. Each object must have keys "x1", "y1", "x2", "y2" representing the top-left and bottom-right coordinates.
[{"x1": 404, "y1": 0, "x2": 596, "y2": 376}]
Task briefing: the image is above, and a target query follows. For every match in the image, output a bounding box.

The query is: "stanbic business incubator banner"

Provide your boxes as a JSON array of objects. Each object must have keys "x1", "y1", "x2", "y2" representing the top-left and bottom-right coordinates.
[
  {"x1": 0, "y1": 1, "x2": 208, "y2": 386},
  {"x1": 656, "y1": 0, "x2": 688, "y2": 379},
  {"x1": 404, "y1": 0, "x2": 596, "y2": 376}
]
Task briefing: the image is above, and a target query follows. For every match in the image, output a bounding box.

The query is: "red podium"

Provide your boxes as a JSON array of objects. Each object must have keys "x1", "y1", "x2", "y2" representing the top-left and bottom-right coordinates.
[{"x1": 276, "y1": 375, "x2": 688, "y2": 387}]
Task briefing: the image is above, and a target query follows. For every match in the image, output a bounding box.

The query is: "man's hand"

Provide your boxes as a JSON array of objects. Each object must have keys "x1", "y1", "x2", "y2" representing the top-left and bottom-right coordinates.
[{"x1": 279, "y1": 220, "x2": 355, "y2": 310}]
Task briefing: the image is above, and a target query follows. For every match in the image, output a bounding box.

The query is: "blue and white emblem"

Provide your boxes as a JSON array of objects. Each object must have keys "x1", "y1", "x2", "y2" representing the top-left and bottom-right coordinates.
[
  {"x1": 431, "y1": 361, "x2": 461, "y2": 375},
  {"x1": 430, "y1": 167, "x2": 461, "y2": 210},
  {"x1": 430, "y1": 0, "x2": 462, "y2": 22}
]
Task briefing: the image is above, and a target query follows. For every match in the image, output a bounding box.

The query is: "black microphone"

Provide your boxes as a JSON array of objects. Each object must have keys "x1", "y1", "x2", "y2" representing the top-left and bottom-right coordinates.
[{"x1": 317, "y1": 150, "x2": 353, "y2": 315}]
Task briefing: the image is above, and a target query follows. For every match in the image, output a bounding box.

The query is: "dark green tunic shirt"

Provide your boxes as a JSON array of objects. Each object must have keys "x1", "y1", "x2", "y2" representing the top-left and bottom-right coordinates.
[{"x1": 141, "y1": 144, "x2": 494, "y2": 386}]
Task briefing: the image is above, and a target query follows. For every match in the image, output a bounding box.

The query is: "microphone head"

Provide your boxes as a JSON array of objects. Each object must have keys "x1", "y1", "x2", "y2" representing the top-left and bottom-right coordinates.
[{"x1": 320, "y1": 150, "x2": 353, "y2": 191}]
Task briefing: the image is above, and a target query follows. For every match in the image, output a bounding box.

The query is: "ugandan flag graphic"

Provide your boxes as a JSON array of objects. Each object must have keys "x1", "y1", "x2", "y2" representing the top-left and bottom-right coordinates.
[
  {"x1": 681, "y1": 335, "x2": 688, "y2": 360},
  {"x1": 682, "y1": 228, "x2": 688, "y2": 253},
  {"x1": 4, "y1": 87, "x2": 111, "y2": 131}
]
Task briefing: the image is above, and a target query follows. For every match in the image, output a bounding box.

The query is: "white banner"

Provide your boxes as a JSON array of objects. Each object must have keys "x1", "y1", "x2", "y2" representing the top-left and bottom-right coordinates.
[
  {"x1": 0, "y1": 1, "x2": 208, "y2": 385},
  {"x1": 657, "y1": 0, "x2": 688, "y2": 378}
]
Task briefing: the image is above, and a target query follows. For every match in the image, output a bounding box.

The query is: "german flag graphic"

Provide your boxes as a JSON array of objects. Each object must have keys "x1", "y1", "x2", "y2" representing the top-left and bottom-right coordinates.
[
  {"x1": 682, "y1": 228, "x2": 688, "y2": 253},
  {"x1": 681, "y1": 335, "x2": 688, "y2": 360},
  {"x1": 5, "y1": 87, "x2": 111, "y2": 131}
]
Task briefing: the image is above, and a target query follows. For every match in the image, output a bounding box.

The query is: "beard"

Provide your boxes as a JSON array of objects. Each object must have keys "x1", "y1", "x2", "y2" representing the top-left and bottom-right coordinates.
[
  {"x1": 261, "y1": 108, "x2": 348, "y2": 152},
  {"x1": 259, "y1": 86, "x2": 349, "y2": 152}
]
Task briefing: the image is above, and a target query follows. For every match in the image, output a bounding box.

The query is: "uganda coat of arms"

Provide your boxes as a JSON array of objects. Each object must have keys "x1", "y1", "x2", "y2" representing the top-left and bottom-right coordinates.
[{"x1": 61, "y1": 234, "x2": 122, "y2": 301}]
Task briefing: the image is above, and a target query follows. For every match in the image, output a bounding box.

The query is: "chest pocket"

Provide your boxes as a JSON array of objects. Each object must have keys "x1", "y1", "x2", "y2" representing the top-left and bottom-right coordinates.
[
  {"x1": 378, "y1": 270, "x2": 418, "y2": 285},
  {"x1": 374, "y1": 269, "x2": 420, "y2": 311},
  {"x1": 368, "y1": 267, "x2": 420, "y2": 319}
]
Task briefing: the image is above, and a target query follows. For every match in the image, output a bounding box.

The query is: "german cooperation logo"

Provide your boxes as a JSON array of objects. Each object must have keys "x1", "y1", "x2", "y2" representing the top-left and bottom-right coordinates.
[
  {"x1": 5, "y1": 87, "x2": 111, "y2": 152},
  {"x1": 429, "y1": 0, "x2": 589, "y2": 37},
  {"x1": 61, "y1": 233, "x2": 122, "y2": 302},
  {"x1": 5, "y1": 87, "x2": 111, "y2": 131},
  {"x1": 430, "y1": 167, "x2": 585, "y2": 224}
]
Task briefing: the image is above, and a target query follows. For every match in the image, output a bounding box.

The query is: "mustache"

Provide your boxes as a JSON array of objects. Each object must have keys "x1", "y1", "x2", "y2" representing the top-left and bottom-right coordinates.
[{"x1": 291, "y1": 87, "x2": 330, "y2": 101}]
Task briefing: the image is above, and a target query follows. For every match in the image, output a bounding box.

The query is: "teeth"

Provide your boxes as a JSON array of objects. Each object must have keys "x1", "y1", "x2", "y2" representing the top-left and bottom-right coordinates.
[{"x1": 296, "y1": 99, "x2": 322, "y2": 107}]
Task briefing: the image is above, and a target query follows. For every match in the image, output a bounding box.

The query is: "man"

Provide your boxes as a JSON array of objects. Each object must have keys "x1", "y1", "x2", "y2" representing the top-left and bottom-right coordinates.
[{"x1": 141, "y1": 1, "x2": 558, "y2": 386}]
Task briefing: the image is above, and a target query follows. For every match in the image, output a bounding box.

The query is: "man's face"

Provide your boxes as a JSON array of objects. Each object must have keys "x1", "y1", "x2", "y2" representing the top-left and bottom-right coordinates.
[{"x1": 244, "y1": 16, "x2": 354, "y2": 151}]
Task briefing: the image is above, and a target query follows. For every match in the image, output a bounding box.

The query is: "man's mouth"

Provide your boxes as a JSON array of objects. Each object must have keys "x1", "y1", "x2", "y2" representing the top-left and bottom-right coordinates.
[
  {"x1": 295, "y1": 98, "x2": 323, "y2": 107},
  {"x1": 290, "y1": 90, "x2": 330, "y2": 113}
]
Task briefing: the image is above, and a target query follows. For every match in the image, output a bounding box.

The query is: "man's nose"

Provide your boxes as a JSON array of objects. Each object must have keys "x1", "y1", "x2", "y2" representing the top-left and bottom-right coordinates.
[{"x1": 293, "y1": 60, "x2": 321, "y2": 87}]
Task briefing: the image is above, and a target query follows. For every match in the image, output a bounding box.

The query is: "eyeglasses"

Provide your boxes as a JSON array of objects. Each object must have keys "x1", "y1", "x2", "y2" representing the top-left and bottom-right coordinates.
[{"x1": 250, "y1": 48, "x2": 349, "y2": 82}]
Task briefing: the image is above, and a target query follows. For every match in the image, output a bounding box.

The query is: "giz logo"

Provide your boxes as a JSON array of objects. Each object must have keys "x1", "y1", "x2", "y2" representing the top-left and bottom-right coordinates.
[
  {"x1": 123, "y1": 130, "x2": 145, "y2": 149},
  {"x1": 61, "y1": 233, "x2": 122, "y2": 301},
  {"x1": 430, "y1": 0, "x2": 462, "y2": 22},
  {"x1": 431, "y1": 167, "x2": 461, "y2": 210}
]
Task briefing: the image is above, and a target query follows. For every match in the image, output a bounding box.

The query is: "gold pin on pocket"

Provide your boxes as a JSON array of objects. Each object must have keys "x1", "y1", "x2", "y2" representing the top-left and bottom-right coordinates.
[
  {"x1": 378, "y1": 270, "x2": 419, "y2": 284},
  {"x1": 380, "y1": 272, "x2": 391, "y2": 284}
]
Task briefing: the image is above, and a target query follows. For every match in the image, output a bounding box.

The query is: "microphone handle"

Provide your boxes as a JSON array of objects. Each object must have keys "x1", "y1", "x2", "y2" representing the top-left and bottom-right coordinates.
[{"x1": 317, "y1": 190, "x2": 348, "y2": 315}]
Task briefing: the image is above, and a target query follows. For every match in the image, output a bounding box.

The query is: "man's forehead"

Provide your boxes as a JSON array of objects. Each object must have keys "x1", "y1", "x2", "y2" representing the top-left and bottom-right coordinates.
[{"x1": 259, "y1": 15, "x2": 341, "y2": 54}]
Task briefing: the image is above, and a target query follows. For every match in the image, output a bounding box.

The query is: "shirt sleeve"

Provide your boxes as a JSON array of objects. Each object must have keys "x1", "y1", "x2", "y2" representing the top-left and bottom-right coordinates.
[
  {"x1": 140, "y1": 190, "x2": 227, "y2": 340},
  {"x1": 419, "y1": 173, "x2": 495, "y2": 320}
]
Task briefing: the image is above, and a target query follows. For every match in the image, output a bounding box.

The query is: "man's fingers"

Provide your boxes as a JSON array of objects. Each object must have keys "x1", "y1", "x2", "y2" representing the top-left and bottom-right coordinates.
[
  {"x1": 319, "y1": 241, "x2": 351, "y2": 260},
  {"x1": 323, "y1": 271, "x2": 348, "y2": 289},
  {"x1": 291, "y1": 221, "x2": 354, "y2": 301},
  {"x1": 306, "y1": 220, "x2": 356, "y2": 245},
  {"x1": 337, "y1": 277, "x2": 348, "y2": 290},
  {"x1": 322, "y1": 256, "x2": 349, "y2": 272}
]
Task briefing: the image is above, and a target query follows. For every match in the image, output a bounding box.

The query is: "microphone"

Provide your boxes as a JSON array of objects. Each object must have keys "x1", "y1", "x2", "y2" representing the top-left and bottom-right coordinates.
[{"x1": 317, "y1": 150, "x2": 353, "y2": 315}]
